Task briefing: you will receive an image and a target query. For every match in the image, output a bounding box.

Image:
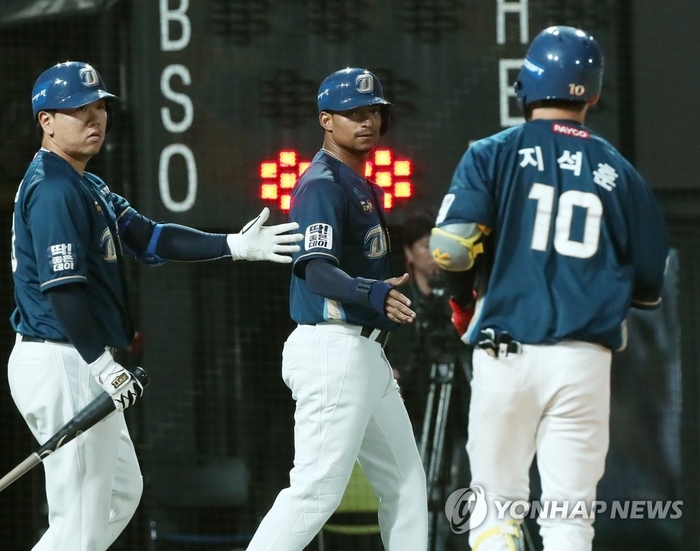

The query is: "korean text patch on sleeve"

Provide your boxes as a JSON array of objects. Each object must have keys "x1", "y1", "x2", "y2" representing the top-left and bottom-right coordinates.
[{"x1": 305, "y1": 223, "x2": 333, "y2": 250}]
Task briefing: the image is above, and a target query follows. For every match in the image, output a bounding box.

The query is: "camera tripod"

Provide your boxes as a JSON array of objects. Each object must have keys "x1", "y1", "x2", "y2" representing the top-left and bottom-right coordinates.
[{"x1": 419, "y1": 352, "x2": 470, "y2": 551}]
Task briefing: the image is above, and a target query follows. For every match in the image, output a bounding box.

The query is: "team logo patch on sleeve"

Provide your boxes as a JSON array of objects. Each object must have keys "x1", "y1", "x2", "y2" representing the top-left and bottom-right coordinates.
[
  {"x1": 48, "y1": 243, "x2": 76, "y2": 272},
  {"x1": 305, "y1": 223, "x2": 333, "y2": 250}
]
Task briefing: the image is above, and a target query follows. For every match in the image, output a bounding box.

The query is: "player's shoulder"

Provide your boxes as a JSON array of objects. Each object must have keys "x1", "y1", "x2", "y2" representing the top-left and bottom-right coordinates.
[
  {"x1": 470, "y1": 125, "x2": 523, "y2": 151},
  {"x1": 566, "y1": 124, "x2": 643, "y2": 180},
  {"x1": 584, "y1": 129, "x2": 634, "y2": 166},
  {"x1": 20, "y1": 150, "x2": 82, "y2": 199},
  {"x1": 465, "y1": 125, "x2": 525, "y2": 163},
  {"x1": 294, "y1": 152, "x2": 345, "y2": 195}
]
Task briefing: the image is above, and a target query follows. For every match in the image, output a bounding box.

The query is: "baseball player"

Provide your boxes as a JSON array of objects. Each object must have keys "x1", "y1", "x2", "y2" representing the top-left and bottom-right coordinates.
[
  {"x1": 8, "y1": 61, "x2": 301, "y2": 551},
  {"x1": 245, "y1": 68, "x2": 428, "y2": 550},
  {"x1": 429, "y1": 27, "x2": 669, "y2": 550}
]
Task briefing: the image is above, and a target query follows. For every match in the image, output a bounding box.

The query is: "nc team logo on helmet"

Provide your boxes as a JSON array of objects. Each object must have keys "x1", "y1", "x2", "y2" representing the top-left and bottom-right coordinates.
[
  {"x1": 79, "y1": 66, "x2": 100, "y2": 88},
  {"x1": 445, "y1": 485, "x2": 488, "y2": 533},
  {"x1": 355, "y1": 73, "x2": 374, "y2": 94}
]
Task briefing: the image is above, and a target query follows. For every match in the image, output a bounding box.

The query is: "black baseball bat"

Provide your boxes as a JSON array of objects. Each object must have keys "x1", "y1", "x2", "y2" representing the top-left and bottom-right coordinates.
[{"x1": 0, "y1": 366, "x2": 149, "y2": 493}]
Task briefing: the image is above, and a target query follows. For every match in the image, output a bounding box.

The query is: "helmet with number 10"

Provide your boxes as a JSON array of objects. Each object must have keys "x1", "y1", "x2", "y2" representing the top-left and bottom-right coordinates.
[{"x1": 514, "y1": 26, "x2": 604, "y2": 112}]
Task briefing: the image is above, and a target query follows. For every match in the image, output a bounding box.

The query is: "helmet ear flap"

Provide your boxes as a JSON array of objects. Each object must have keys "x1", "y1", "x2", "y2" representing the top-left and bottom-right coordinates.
[
  {"x1": 105, "y1": 102, "x2": 113, "y2": 133},
  {"x1": 379, "y1": 104, "x2": 391, "y2": 136}
]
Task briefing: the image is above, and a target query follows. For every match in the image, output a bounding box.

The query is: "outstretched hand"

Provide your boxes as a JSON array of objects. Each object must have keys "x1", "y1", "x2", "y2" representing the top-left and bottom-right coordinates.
[
  {"x1": 383, "y1": 273, "x2": 416, "y2": 324},
  {"x1": 227, "y1": 207, "x2": 303, "y2": 264}
]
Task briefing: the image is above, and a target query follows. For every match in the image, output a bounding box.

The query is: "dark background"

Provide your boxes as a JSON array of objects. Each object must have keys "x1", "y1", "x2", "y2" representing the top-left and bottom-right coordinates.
[{"x1": 0, "y1": 1, "x2": 698, "y2": 549}]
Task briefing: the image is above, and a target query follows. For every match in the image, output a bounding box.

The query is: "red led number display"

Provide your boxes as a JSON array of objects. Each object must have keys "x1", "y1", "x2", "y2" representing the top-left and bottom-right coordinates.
[{"x1": 259, "y1": 149, "x2": 413, "y2": 211}]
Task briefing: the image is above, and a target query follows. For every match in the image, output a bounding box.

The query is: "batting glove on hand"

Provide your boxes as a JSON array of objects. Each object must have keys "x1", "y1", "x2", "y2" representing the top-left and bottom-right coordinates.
[
  {"x1": 227, "y1": 207, "x2": 302, "y2": 264},
  {"x1": 449, "y1": 298, "x2": 475, "y2": 341},
  {"x1": 89, "y1": 350, "x2": 144, "y2": 412}
]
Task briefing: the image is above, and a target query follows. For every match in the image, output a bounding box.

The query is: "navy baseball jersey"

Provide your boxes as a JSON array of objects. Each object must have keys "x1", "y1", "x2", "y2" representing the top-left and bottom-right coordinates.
[
  {"x1": 11, "y1": 149, "x2": 142, "y2": 348},
  {"x1": 289, "y1": 150, "x2": 397, "y2": 331},
  {"x1": 436, "y1": 119, "x2": 669, "y2": 350}
]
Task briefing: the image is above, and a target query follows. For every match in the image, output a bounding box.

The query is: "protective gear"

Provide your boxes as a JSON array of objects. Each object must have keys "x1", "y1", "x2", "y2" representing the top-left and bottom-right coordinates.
[
  {"x1": 430, "y1": 223, "x2": 488, "y2": 272},
  {"x1": 514, "y1": 25, "x2": 604, "y2": 111},
  {"x1": 317, "y1": 67, "x2": 392, "y2": 135},
  {"x1": 227, "y1": 207, "x2": 302, "y2": 263},
  {"x1": 31, "y1": 61, "x2": 118, "y2": 128},
  {"x1": 88, "y1": 350, "x2": 144, "y2": 412},
  {"x1": 472, "y1": 520, "x2": 525, "y2": 551}
]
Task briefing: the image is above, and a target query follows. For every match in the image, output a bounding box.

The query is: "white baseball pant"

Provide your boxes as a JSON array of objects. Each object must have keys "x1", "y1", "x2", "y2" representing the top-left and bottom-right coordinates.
[
  {"x1": 246, "y1": 323, "x2": 428, "y2": 550},
  {"x1": 467, "y1": 341, "x2": 611, "y2": 551},
  {"x1": 8, "y1": 335, "x2": 143, "y2": 551}
]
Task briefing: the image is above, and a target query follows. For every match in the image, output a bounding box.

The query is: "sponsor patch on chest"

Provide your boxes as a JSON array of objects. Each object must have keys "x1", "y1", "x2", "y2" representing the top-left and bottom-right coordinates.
[{"x1": 305, "y1": 223, "x2": 333, "y2": 250}]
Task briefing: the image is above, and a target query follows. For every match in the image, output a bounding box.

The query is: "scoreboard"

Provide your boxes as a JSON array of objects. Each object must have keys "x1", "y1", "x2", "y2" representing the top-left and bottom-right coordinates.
[{"x1": 130, "y1": 0, "x2": 620, "y2": 229}]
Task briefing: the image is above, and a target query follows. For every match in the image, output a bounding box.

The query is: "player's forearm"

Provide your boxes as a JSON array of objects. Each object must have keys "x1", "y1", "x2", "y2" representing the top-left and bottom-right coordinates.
[
  {"x1": 305, "y1": 259, "x2": 391, "y2": 313},
  {"x1": 155, "y1": 224, "x2": 228, "y2": 260},
  {"x1": 46, "y1": 285, "x2": 107, "y2": 363},
  {"x1": 440, "y1": 269, "x2": 477, "y2": 308},
  {"x1": 122, "y1": 213, "x2": 228, "y2": 261}
]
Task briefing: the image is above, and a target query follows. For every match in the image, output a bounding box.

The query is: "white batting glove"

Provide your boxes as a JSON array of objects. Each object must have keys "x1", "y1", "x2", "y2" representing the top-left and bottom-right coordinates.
[
  {"x1": 89, "y1": 350, "x2": 144, "y2": 412},
  {"x1": 227, "y1": 207, "x2": 302, "y2": 264}
]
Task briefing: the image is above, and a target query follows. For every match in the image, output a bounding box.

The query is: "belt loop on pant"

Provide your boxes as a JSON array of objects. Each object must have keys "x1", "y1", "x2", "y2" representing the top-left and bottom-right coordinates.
[{"x1": 360, "y1": 326, "x2": 391, "y2": 348}]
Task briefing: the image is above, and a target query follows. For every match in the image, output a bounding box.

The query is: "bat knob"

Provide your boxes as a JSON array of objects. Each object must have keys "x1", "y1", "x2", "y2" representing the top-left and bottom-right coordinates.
[{"x1": 131, "y1": 366, "x2": 150, "y2": 389}]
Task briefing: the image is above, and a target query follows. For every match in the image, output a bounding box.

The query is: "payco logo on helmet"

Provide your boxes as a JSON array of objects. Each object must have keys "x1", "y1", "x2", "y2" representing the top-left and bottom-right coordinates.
[{"x1": 444, "y1": 485, "x2": 488, "y2": 534}]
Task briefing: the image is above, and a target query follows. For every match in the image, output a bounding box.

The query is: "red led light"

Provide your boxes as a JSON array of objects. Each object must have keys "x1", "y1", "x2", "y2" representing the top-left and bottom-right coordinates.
[
  {"x1": 259, "y1": 148, "x2": 414, "y2": 211},
  {"x1": 280, "y1": 172, "x2": 297, "y2": 189},
  {"x1": 394, "y1": 160, "x2": 411, "y2": 177},
  {"x1": 279, "y1": 150, "x2": 297, "y2": 167},
  {"x1": 394, "y1": 181, "x2": 412, "y2": 197},
  {"x1": 374, "y1": 149, "x2": 392, "y2": 166},
  {"x1": 260, "y1": 183, "x2": 278, "y2": 199},
  {"x1": 260, "y1": 162, "x2": 277, "y2": 179},
  {"x1": 375, "y1": 171, "x2": 392, "y2": 188}
]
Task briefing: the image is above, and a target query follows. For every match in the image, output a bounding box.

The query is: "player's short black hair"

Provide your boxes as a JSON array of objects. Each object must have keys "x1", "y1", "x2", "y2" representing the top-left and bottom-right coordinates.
[{"x1": 402, "y1": 210, "x2": 436, "y2": 247}]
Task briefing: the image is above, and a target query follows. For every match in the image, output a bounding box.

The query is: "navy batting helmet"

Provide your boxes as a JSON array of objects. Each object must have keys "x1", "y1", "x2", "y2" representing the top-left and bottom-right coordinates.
[
  {"x1": 317, "y1": 67, "x2": 392, "y2": 135},
  {"x1": 514, "y1": 26, "x2": 604, "y2": 112},
  {"x1": 31, "y1": 61, "x2": 119, "y2": 120}
]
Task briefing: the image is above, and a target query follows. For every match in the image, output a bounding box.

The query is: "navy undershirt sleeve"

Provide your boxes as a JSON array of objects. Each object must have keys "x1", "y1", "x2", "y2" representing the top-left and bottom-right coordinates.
[
  {"x1": 442, "y1": 268, "x2": 477, "y2": 308},
  {"x1": 46, "y1": 284, "x2": 106, "y2": 364},
  {"x1": 122, "y1": 214, "x2": 228, "y2": 261},
  {"x1": 305, "y1": 259, "x2": 392, "y2": 315}
]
